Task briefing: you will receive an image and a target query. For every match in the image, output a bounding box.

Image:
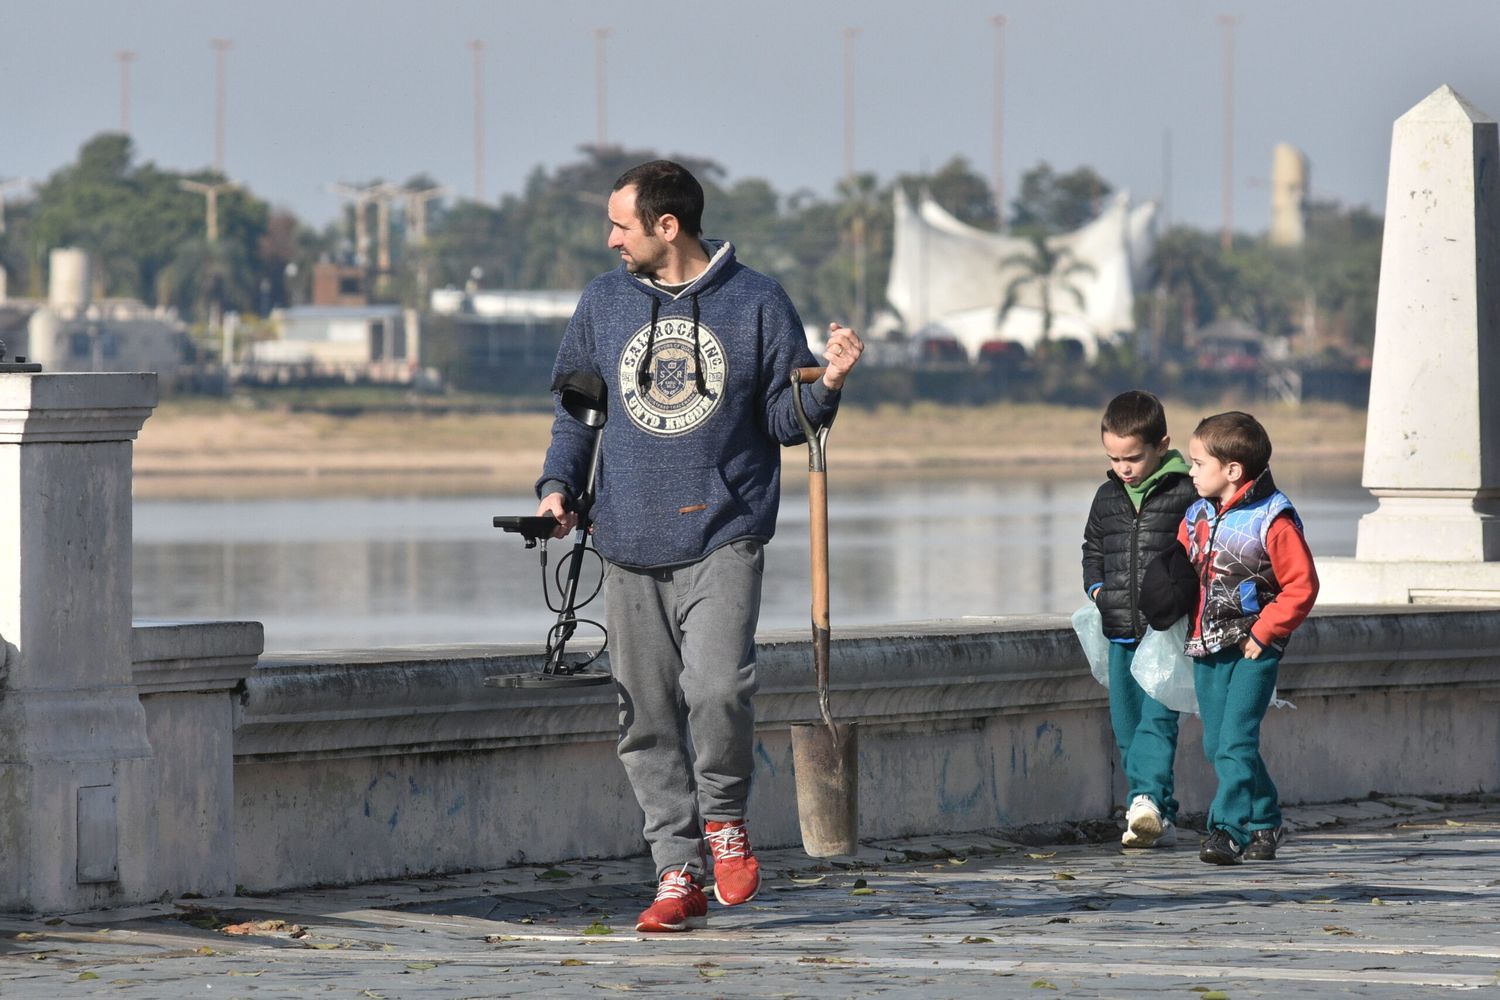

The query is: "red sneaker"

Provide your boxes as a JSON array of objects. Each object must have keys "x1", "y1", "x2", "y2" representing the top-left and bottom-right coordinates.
[
  {"x1": 705, "y1": 819, "x2": 761, "y2": 906},
  {"x1": 634, "y1": 867, "x2": 708, "y2": 933}
]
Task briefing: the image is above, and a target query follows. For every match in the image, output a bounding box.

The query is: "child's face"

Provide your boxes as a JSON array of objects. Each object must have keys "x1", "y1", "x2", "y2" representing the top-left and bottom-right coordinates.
[
  {"x1": 1188, "y1": 436, "x2": 1242, "y2": 504},
  {"x1": 1102, "y1": 431, "x2": 1170, "y2": 487}
]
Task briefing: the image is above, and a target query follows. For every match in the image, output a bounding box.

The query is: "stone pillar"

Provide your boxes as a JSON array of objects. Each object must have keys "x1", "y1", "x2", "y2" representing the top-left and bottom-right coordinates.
[
  {"x1": 1320, "y1": 85, "x2": 1500, "y2": 604},
  {"x1": 1358, "y1": 85, "x2": 1500, "y2": 563},
  {"x1": 0, "y1": 372, "x2": 159, "y2": 911}
]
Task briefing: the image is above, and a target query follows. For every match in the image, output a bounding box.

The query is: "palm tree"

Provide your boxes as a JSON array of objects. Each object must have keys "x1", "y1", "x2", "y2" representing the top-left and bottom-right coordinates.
[
  {"x1": 162, "y1": 236, "x2": 251, "y2": 331},
  {"x1": 998, "y1": 233, "x2": 1095, "y2": 345},
  {"x1": 1147, "y1": 227, "x2": 1224, "y2": 352}
]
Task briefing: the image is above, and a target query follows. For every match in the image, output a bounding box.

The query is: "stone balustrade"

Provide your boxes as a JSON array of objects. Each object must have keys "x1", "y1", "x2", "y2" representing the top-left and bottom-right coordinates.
[{"x1": 224, "y1": 607, "x2": 1500, "y2": 893}]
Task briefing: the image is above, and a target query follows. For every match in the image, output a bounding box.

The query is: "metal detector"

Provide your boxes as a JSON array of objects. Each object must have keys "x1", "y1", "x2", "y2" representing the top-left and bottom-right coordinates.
[{"x1": 486, "y1": 372, "x2": 613, "y2": 689}]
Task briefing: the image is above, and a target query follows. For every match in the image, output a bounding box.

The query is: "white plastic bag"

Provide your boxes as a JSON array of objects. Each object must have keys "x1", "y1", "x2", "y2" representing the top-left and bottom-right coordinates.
[
  {"x1": 1131, "y1": 616, "x2": 1198, "y2": 714},
  {"x1": 1070, "y1": 603, "x2": 1111, "y2": 688}
]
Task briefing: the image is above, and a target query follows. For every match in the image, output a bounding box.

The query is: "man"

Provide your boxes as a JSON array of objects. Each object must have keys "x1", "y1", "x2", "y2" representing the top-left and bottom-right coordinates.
[{"x1": 536, "y1": 160, "x2": 863, "y2": 932}]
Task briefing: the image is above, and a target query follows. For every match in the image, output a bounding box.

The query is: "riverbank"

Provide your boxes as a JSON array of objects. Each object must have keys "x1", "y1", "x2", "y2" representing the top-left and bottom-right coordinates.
[{"x1": 132, "y1": 397, "x2": 1367, "y2": 499}]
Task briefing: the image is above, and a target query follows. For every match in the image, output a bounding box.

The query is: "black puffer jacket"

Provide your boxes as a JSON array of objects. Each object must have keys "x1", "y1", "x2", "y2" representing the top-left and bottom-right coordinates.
[{"x1": 1082, "y1": 469, "x2": 1198, "y2": 640}]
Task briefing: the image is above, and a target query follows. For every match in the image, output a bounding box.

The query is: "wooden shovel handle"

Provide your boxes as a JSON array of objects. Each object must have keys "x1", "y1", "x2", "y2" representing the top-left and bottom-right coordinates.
[
  {"x1": 793, "y1": 366, "x2": 826, "y2": 385},
  {"x1": 809, "y1": 470, "x2": 830, "y2": 631}
]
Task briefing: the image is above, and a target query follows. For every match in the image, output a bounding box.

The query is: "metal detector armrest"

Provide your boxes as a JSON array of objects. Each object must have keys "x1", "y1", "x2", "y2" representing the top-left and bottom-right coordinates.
[{"x1": 493, "y1": 515, "x2": 560, "y2": 547}]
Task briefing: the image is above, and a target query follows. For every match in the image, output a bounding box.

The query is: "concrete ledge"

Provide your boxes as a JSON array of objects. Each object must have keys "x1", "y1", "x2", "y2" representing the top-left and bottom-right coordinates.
[
  {"x1": 0, "y1": 372, "x2": 158, "y2": 443},
  {"x1": 130, "y1": 619, "x2": 263, "y2": 899},
  {"x1": 237, "y1": 609, "x2": 1500, "y2": 759},
  {"x1": 227, "y1": 607, "x2": 1500, "y2": 892},
  {"x1": 132, "y1": 620, "x2": 263, "y2": 694},
  {"x1": 236, "y1": 618, "x2": 1105, "y2": 761},
  {"x1": 1318, "y1": 555, "x2": 1500, "y2": 604}
]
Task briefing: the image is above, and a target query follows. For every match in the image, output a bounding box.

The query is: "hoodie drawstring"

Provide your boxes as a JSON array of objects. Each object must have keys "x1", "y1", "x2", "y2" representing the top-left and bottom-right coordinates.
[
  {"x1": 636, "y1": 295, "x2": 660, "y2": 393},
  {"x1": 691, "y1": 293, "x2": 708, "y2": 397},
  {"x1": 636, "y1": 291, "x2": 711, "y2": 398}
]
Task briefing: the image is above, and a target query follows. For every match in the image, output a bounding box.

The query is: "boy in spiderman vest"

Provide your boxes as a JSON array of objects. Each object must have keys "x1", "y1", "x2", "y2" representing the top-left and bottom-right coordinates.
[{"x1": 1179, "y1": 412, "x2": 1319, "y2": 865}]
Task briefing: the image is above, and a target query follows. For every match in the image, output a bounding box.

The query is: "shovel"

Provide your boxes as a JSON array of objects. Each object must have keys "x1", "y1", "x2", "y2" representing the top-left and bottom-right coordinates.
[{"x1": 788, "y1": 366, "x2": 859, "y2": 857}]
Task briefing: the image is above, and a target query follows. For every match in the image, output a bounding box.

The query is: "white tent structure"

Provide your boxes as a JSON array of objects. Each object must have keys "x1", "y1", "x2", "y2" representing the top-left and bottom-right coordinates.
[{"x1": 885, "y1": 188, "x2": 1158, "y2": 359}]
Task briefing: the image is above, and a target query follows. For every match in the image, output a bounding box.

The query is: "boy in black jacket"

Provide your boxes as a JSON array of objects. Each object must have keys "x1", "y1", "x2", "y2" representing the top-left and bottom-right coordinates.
[{"x1": 1082, "y1": 391, "x2": 1198, "y2": 847}]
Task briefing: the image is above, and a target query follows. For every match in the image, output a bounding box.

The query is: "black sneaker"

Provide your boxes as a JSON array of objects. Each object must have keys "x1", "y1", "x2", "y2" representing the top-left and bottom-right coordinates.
[
  {"x1": 1245, "y1": 827, "x2": 1284, "y2": 861},
  {"x1": 1199, "y1": 828, "x2": 1244, "y2": 865}
]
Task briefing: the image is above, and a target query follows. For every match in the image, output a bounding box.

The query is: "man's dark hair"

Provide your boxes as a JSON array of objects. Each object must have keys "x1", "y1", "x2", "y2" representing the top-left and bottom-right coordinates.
[
  {"x1": 1194, "y1": 411, "x2": 1272, "y2": 480},
  {"x1": 613, "y1": 160, "x2": 704, "y2": 237},
  {"x1": 1101, "y1": 390, "x2": 1168, "y2": 446}
]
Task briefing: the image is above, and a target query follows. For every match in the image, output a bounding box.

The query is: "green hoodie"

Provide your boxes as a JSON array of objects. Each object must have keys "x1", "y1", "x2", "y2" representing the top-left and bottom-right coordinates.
[{"x1": 1123, "y1": 449, "x2": 1190, "y2": 511}]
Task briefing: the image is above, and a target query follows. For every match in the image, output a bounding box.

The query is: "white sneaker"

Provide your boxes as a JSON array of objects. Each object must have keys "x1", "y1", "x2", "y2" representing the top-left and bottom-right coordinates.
[
  {"x1": 1122, "y1": 817, "x2": 1177, "y2": 847},
  {"x1": 1124, "y1": 795, "x2": 1166, "y2": 847}
]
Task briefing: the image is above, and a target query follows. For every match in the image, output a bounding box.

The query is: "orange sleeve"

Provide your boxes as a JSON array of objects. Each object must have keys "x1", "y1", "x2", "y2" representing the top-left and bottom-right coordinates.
[{"x1": 1250, "y1": 513, "x2": 1320, "y2": 646}]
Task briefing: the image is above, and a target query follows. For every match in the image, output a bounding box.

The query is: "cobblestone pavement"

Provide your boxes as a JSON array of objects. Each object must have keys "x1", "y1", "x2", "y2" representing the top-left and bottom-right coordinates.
[{"x1": 1, "y1": 796, "x2": 1497, "y2": 998}]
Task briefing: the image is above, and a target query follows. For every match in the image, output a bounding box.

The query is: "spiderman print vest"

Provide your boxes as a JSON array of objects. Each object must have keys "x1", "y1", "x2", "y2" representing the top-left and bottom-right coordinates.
[{"x1": 1183, "y1": 471, "x2": 1301, "y2": 656}]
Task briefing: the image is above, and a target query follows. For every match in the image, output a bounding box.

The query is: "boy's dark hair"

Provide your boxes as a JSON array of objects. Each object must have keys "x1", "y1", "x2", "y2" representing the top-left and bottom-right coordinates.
[
  {"x1": 1101, "y1": 390, "x2": 1168, "y2": 445},
  {"x1": 613, "y1": 160, "x2": 704, "y2": 237},
  {"x1": 1194, "y1": 411, "x2": 1272, "y2": 480}
]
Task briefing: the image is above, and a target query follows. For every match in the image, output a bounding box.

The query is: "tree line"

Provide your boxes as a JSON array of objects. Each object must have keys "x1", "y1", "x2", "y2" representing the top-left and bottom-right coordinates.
[{"x1": 0, "y1": 133, "x2": 1380, "y2": 365}]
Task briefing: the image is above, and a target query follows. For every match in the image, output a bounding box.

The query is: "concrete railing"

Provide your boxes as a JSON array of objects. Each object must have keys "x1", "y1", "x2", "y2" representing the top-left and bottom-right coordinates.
[
  {"x1": 132, "y1": 621, "x2": 262, "y2": 899},
  {"x1": 227, "y1": 606, "x2": 1500, "y2": 893}
]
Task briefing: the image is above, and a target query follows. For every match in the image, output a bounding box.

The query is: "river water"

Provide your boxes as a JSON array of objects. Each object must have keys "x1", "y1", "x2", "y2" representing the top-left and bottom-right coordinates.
[{"x1": 132, "y1": 463, "x2": 1373, "y2": 653}]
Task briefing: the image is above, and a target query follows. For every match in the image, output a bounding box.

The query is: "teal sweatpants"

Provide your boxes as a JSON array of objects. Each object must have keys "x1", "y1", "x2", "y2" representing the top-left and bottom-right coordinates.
[
  {"x1": 1107, "y1": 642, "x2": 1180, "y2": 821},
  {"x1": 1193, "y1": 645, "x2": 1283, "y2": 846}
]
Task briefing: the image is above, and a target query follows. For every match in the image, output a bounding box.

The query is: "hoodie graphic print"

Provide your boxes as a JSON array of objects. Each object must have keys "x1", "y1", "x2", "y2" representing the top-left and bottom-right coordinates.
[
  {"x1": 617, "y1": 314, "x2": 727, "y2": 435},
  {"x1": 539, "y1": 240, "x2": 838, "y2": 569}
]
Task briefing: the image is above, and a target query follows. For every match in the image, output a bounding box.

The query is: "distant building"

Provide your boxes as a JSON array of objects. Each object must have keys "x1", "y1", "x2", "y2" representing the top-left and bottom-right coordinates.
[
  {"x1": 1269, "y1": 143, "x2": 1310, "y2": 248},
  {"x1": 1194, "y1": 316, "x2": 1265, "y2": 373},
  {"x1": 21, "y1": 248, "x2": 190, "y2": 387},
  {"x1": 885, "y1": 189, "x2": 1158, "y2": 360},
  {"x1": 426, "y1": 287, "x2": 579, "y2": 392},
  {"x1": 246, "y1": 304, "x2": 418, "y2": 383},
  {"x1": 311, "y1": 261, "x2": 368, "y2": 307}
]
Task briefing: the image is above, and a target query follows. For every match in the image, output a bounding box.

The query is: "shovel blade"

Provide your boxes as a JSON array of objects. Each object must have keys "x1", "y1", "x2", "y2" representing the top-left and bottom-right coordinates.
[{"x1": 790, "y1": 721, "x2": 859, "y2": 857}]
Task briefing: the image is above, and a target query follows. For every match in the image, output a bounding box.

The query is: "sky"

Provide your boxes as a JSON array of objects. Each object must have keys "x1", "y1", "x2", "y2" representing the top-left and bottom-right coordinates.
[{"x1": 3, "y1": 0, "x2": 1499, "y2": 236}]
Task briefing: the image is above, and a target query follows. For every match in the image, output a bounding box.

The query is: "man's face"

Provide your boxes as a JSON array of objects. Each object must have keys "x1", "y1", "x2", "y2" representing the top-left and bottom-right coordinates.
[
  {"x1": 607, "y1": 185, "x2": 669, "y2": 276},
  {"x1": 1102, "y1": 431, "x2": 1168, "y2": 488}
]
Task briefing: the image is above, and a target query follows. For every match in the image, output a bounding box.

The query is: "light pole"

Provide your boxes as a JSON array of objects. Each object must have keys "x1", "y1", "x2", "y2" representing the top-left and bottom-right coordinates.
[
  {"x1": 179, "y1": 178, "x2": 236, "y2": 244},
  {"x1": 469, "y1": 40, "x2": 485, "y2": 201},
  {"x1": 1218, "y1": 14, "x2": 1238, "y2": 252},
  {"x1": 990, "y1": 15, "x2": 1006, "y2": 230},
  {"x1": 211, "y1": 39, "x2": 231, "y2": 173},
  {"x1": 595, "y1": 27, "x2": 613, "y2": 147},
  {"x1": 116, "y1": 50, "x2": 136, "y2": 134},
  {"x1": 842, "y1": 27, "x2": 866, "y2": 333}
]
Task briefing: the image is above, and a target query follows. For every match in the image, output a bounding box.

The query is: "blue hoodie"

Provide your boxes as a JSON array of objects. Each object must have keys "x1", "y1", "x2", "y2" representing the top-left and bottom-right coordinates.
[{"x1": 537, "y1": 240, "x2": 839, "y2": 569}]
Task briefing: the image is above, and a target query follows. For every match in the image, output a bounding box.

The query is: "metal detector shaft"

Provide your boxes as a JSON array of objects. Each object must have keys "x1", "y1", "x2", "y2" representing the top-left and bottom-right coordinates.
[
  {"x1": 544, "y1": 424, "x2": 605, "y2": 673},
  {"x1": 487, "y1": 369, "x2": 612, "y2": 690}
]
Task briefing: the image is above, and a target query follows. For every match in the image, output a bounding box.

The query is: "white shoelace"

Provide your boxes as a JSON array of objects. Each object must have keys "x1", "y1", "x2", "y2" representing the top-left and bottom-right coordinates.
[
  {"x1": 706, "y1": 823, "x2": 749, "y2": 861},
  {"x1": 655, "y1": 865, "x2": 696, "y2": 901}
]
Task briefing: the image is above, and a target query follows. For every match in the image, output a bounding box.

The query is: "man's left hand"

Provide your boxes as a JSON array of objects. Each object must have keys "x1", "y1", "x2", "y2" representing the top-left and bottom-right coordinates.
[
  {"x1": 1242, "y1": 635, "x2": 1264, "y2": 660},
  {"x1": 822, "y1": 322, "x2": 864, "y2": 391}
]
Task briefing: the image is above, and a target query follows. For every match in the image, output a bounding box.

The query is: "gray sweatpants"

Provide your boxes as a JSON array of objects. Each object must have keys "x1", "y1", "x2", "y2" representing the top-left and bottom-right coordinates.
[{"x1": 603, "y1": 539, "x2": 763, "y2": 879}]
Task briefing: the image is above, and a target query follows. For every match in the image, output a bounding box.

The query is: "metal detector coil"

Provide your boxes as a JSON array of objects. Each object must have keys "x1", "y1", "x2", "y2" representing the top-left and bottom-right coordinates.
[{"x1": 486, "y1": 370, "x2": 613, "y2": 689}]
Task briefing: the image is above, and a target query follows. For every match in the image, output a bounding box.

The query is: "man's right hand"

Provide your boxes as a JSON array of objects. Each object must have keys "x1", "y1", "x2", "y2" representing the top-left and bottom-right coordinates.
[{"x1": 537, "y1": 492, "x2": 577, "y2": 539}]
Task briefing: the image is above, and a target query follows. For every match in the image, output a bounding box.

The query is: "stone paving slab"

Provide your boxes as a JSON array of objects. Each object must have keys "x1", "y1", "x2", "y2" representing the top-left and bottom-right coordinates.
[{"x1": 1, "y1": 797, "x2": 1498, "y2": 998}]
